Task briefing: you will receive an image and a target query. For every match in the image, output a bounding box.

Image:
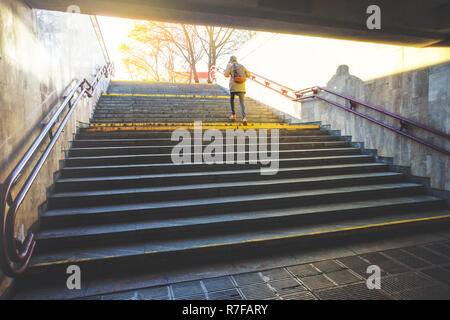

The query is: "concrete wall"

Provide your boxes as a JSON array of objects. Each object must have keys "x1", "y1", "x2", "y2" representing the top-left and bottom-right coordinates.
[
  {"x1": 0, "y1": 0, "x2": 109, "y2": 296},
  {"x1": 300, "y1": 63, "x2": 449, "y2": 193},
  {"x1": 216, "y1": 32, "x2": 450, "y2": 120},
  {"x1": 25, "y1": 0, "x2": 450, "y2": 47},
  {"x1": 215, "y1": 32, "x2": 449, "y2": 196}
]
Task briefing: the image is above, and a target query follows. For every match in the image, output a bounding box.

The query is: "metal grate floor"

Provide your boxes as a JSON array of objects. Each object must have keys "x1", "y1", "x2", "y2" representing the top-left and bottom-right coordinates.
[{"x1": 91, "y1": 240, "x2": 450, "y2": 300}]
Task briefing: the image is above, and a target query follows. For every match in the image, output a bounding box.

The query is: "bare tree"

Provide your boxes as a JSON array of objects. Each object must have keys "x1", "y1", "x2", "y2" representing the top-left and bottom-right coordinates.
[
  {"x1": 194, "y1": 27, "x2": 256, "y2": 82},
  {"x1": 120, "y1": 23, "x2": 167, "y2": 81},
  {"x1": 121, "y1": 21, "x2": 255, "y2": 82},
  {"x1": 147, "y1": 22, "x2": 204, "y2": 83}
]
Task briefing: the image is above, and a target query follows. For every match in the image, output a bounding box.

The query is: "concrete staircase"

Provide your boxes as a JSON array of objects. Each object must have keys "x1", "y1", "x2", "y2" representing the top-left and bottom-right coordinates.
[{"x1": 13, "y1": 82, "x2": 450, "y2": 299}]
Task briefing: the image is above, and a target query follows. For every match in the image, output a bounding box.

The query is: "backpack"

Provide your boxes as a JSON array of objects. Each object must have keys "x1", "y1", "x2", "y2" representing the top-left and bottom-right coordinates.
[{"x1": 232, "y1": 63, "x2": 247, "y2": 83}]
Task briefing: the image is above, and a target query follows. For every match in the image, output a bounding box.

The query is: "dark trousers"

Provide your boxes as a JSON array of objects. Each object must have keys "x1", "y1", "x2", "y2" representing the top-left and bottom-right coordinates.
[{"x1": 230, "y1": 92, "x2": 246, "y2": 118}]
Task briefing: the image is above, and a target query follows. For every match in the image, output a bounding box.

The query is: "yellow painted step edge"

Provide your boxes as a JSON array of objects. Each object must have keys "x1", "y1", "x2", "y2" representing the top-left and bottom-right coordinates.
[
  {"x1": 102, "y1": 93, "x2": 240, "y2": 99},
  {"x1": 86, "y1": 124, "x2": 319, "y2": 131},
  {"x1": 89, "y1": 122, "x2": 311, "y2": 127},
  {"x1": 111, "y1": 80, "x2": 216, "y2": 86},
  {"x1": 33, "y1": 214, "x2": 450, "y2": 267}
]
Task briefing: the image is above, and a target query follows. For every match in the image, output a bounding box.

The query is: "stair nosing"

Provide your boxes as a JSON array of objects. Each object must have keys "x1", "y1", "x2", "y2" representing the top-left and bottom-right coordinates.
[
  {"x1": 31, "y1": 209, "x2": 450, "y2": 267},
  {"x1": 37, "y1": 195, "x2": 443, "y2": 241},
  {"x1": 50, "y1": 172, "x2": 403, "y2": 199},
  {"x1": 42, "y1": 182, "x2": 423, "y2": 218},
  {"x1": 62, "y1": 154, "x2": 373, "y2": 170},
  {"x1": 56, "y1": 162, "x2": 388, "y2": 183}
]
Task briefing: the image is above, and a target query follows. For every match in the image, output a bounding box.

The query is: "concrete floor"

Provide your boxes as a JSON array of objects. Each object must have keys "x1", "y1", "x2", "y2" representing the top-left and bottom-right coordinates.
[{"x1": 81, "y1": 230, "x2": 450, "y2": 300}]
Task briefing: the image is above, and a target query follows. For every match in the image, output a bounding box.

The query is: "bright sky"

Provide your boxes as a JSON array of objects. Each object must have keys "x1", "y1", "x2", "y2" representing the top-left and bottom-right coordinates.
[
  {"x1": 97, "y1": 16, "x2": 136, "y2": 80},
  {"x1": 98, "y1": 15, "x2": 450, "y2": 83},
  {"x1": 97, "y1": 15, "x2": 210, "y2": 80}
]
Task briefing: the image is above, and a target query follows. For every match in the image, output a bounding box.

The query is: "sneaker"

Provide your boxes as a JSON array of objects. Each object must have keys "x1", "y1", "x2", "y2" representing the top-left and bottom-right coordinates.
[
  {"x1": 229, "y1": 114, "x2": 236, "y2": 121},
  {"x1": 242, "y1": 117, "x2": 248, "y2": 125}
]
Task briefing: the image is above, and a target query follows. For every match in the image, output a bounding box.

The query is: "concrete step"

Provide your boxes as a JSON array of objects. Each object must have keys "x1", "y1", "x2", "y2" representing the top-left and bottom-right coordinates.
[
  {"x1": 105, "y1": 89, "x2": 228, "y2": 94},
  {"x1": 68, "y1": 141, "x2": 351, "y2": 157},
  {"x1": 31, "y1": 208, "x2": 450, "y2": 271},
  {"x1": 103, "y1": 92, "x2": 229, "y2": 97},
  {"x1": 60, "y1": 155, "x2": 376, "y2": 178},
  {"x1": 71, "y1": 135, "x2": 341, "y2": 147},
  {"x1": 94, "y1": 105, "x2": 271, "y2": 111},
  {"x1": 63, "y1": 148, "x2": 361, "y2": 167},
  {"x1": 76, "y1": 129, "x2": 330, "y2": 139},
  {"x1": 36, "y1": 195, "x2": 445, "y2": 245},
  {"x1": 95, "y1": 101, "x2": 268, "y2": 106},
  {"x1": 93, "y1": 106, "x2": 274, "y2": 111},
  {"x1": 48, "y1": 172, "x2": 405, "y2": 209},
  {"x1": 94, "y1": 103, "x2": 270, "y2": 109},
  {"x1": 36, "y1": 196, "x2": 446, "y2": 253},
  {"x1": 99, "y1": 96, "x2": 241, "y2": 100},
  {"x1": 91, "y1": 118, "x2": 283, "y2": 123},
  {"x1": 40, "y1": 183, "x2": 425, "y2": 228},
  {"x1": 12, "y1": 82, "x2": 450, "y2": 300},
  {"x1": 91, "y1": 112, "x2": 280, "y2": 118},
  {"x1": 55, "y1": 163, "x2": 390, "y2": 192},
  {"x1": 91, "y1": 113, "x2": 278, "y2": 119},
  {"x1": 96, "y1": 100, "x2": 259, "y2": 107},
  {"x1": 16, "y1": 210, "x2": 450, "y2": 300}
]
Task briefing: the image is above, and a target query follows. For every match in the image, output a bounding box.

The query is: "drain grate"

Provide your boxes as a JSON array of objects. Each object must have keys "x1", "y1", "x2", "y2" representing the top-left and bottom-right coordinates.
[
  {"x1": 425, "y1": 244, "x2": 450, "y2": 259},
  {"x1": 101, "y1": 291, "x2": 139, "y2": 300},
  {"x1": 420, "y1": 267, "x2": 450, "y2": 286},
  {"x1": 344, "y1": 282, "x2": 391, "y2": 300},
  {"x1": 325, "y1": 270, "x2": 362, "y2": 285},
  {"x1": 171, "y1": 280, "x2": 204, "y2": 298},
  {"x1": 268, "y1": 278, "x2": 307, "y2": 295},
  {"x1": 382, "y1": 249, "x2": 430, "y2": 269},
  {"x1": 202, "y1": 276, "x2": 235, "y2": 292},
  {"x1": 404, "y1": 246, "x2": 449, "y2": 265},
  {"x1": 350, "y1": 265, "x2": 387, "y2": 278},
  {"x1": 392, "y1": 285, "x2": 450, "y2": 300},
  {"x1": 314, "y1": 287, "x2": 352, "y2": 300},
  {"x1": 313, "y1": 260, "x2": 345, "y2": 273},
  {"x1": 175, "y1": 293, "x2": 207, "y2": 300},
  {"x1": 301, "y1": 274, "x2": 336, "y2": 290},
  {"x1": 281, "y1": 291, "x2": 317, "y2": 300},
  {"x1": 232, "y1": 272, "x2": 265, "y2": 286},
  {"x1": 360, "y1": 252, "x2": 389, "y2": 264},
  {"x1": 381, "y1": 272, "x2": 434, "y2": 294},
  {"x1": 239, "y1": 283, "x2": 277, "y2": 300},
  {"x1": 337, "y1": 256, "x2": 369, "y2": 269},
  {"x1": 287, "y1": 264, "x2": 321, "y2": 277},
  {"x1": 77, "y1": 296, "x2": 103, "y2": 300},
  {"x1": 137, "y1": 286, "x2": 170, "y2": 300},
  {"x1": 208, "y1": 289, "x2": 243, "y2": 300},
  {"x1": 376, "y1": 258, "x2": 409, "y2": 275},
  {"x1": 261, "y1": 268, "x2": 292, "y2": 281}
]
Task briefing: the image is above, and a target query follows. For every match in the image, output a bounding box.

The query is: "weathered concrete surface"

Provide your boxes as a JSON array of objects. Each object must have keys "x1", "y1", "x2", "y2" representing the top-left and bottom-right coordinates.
[
  {"x1": 301, "y1": 63, "x2": 449, "y2": 193},
  {"x1": 0, "y1": 0, "x2": 108, "y2": 296},
  {"x1": 26, "y1": 0, "x2": 450, "y2": 47}
]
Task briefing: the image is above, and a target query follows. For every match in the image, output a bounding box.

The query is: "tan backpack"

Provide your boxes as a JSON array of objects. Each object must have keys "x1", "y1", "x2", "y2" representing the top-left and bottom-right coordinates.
[{"x1": 232, "y1": 63, "x2": 247, "y2": 83}]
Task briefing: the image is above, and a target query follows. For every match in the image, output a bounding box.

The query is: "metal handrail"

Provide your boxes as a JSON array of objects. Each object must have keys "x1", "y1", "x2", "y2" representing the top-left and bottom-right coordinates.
[
  {"x1": 296, "y1": 86, "x2": 450, "y2": 156},
  {"x1": 210, "y1": 65, "x2": 297, "y2": 98},
  {"x1": 0, "y1": 63, "x2": 113, "y2": 277},
  {"x1": 210, "y1": 65, "x2": 449, "y2": 156}
]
